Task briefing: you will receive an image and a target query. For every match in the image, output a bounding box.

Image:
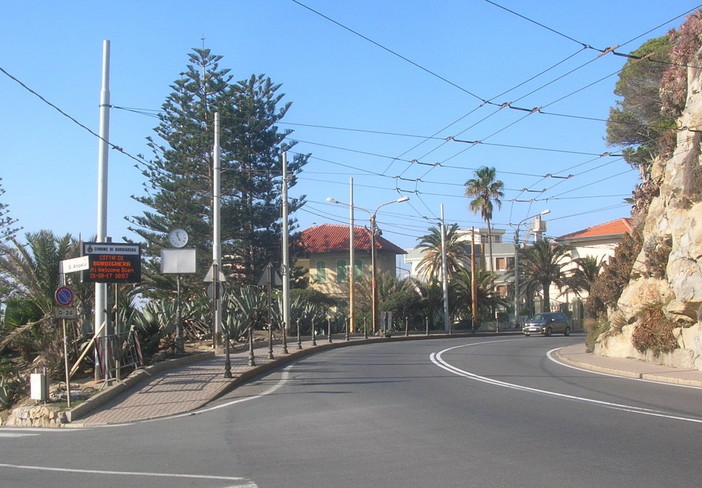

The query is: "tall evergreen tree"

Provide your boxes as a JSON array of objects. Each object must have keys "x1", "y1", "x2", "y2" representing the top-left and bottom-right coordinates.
[
  {"x1": 0, "y1": 178, "x2": 21, "y2": 244},
  {"x1": 128, "y1": 49, "x2": 307, "y2": 293},
  {"x1": 606, "y1": 36, "x2": 675, "y2": 179}
]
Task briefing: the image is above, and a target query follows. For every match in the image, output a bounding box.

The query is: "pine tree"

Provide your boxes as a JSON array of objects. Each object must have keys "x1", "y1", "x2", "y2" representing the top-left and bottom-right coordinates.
[
  {"x1": 128, "y1": 49, "x2": 307, "y2": 294},
  {"x1": 0, "y1": 178, "x2": 21, "y2": 244}
]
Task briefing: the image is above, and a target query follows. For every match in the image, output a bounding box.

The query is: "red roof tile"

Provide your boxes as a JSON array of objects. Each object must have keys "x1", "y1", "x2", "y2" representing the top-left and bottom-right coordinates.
[
  {"x1": 297, "y1": 224, "x2": 406, "y2": 254},
  {"x1": 558, "y1": 218, "x2": 633, "y2": 241}
]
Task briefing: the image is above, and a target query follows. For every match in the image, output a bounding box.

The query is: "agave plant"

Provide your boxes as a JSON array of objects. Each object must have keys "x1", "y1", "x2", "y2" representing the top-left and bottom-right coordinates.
[
  {"x1": 130, "y1": 299, "x2": 178, "y2": 355},
  {"x1": 225, "y1": 286, "x2": 267, "y2": 338}
]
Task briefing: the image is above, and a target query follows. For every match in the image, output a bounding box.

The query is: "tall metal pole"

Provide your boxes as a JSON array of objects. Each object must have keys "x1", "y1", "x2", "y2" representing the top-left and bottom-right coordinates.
[
  {"x1": 348, "y1": 178, "x2": 354, "y2": 337},
  {"x1": 471, "y1": 227, "x2": 478, "y2": 333},
  {"x1": 281, "y1": 152, "x2": 290, "y2": 353},
  {"x1": 370, "y1": 214, "x2": 378, "y2": 334},
  {"x1": 213, "y1": 112, "x2": 222, "y2": 347},
  {"x1": 513, "y1": 210, "x2": 549, "y2": 328},
  {"x1": 514, "y1": 228, "x2": 520, "y2": 328},
  {"x1": 440, "y1": 204, "x2": 450, "y2": 332},
  {"x1": 95, "y1": 40, "x2": 111, "y2": 380}
]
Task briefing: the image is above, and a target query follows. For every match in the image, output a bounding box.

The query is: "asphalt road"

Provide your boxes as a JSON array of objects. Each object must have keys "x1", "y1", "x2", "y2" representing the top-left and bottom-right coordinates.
[{"x1": 2, "y1": 335, "x2": 702, "y2": 487}]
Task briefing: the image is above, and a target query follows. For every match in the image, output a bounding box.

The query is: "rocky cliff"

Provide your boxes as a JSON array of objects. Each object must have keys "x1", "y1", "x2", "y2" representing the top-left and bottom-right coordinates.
[{"x1": 595, "y1": 32, "x2": 702, "y2": 369}]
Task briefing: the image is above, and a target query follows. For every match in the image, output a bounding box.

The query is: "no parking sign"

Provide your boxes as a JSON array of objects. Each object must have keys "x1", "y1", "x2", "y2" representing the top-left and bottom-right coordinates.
[{"x1": 54, "y1": 286, "x2": 74, "y2": 307}]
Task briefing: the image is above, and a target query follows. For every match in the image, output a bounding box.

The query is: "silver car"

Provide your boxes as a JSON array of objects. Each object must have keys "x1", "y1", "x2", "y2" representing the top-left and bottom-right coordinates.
[{"x1": 522, "y1": 312, "x2": 571, "y2": 336}]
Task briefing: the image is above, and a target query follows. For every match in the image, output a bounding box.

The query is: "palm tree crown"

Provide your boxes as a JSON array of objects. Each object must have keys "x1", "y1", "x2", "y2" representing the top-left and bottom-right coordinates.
[
  {"x1": 518, "y1": 238, "x2": 571, "y2": 312},
  {"x1": 464, "y1": 166, "x2": 504, "y2": 271},
  {"x1": 415, "y1": 223, "x2": 468, "y2": 282}
]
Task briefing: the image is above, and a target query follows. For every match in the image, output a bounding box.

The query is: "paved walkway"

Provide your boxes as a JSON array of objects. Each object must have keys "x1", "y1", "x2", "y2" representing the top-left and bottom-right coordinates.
[
  {"x1": 70, "y1": 336, "x2": 374, "y2": 426},
  {"x1": 67, "y1": 335, "x2": 702, "y2": 426}
]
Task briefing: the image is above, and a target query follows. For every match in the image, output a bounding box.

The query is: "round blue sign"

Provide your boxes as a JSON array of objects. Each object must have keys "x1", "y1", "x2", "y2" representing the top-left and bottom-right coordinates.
[{"x1": 54, "y1": 286, "x2": 74, "y2": 306}]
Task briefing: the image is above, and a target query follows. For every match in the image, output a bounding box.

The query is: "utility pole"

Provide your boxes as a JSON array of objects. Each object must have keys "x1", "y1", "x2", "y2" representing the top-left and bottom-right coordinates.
[
  {"x1": 440, "y1": 204, "x2": 450, "y2": 332},
  {"x1": 95, "y1": 40, "x2": 110, "y2": 380},
  {"x1": 348, "y1": 178, "x2": 355, "y2": 337},
  {"x1": 213, "y1": 112, "x2": 222, "y2": 347},
  {"x1": 471, "y1": 227, "x2": 478, "y2": 333},
  {"x1": 281, "y1": 152, "x2": 290, "y2": 354}
]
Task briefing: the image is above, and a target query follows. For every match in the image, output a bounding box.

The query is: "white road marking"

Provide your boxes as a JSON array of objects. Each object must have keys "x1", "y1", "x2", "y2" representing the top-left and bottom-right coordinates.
[
  {"x1": 0, "y1": 432, "x2": 39, "y2": 438},
  {"x1": 0, "y1": 427, "x2": 84, "y2": 437},
  {"x1": 0, "y1": 463, "x2": 257, "y2": 487},
  {"x1": 95, "y1": 363, "x2": 297, "y2": 428},
  {"x1": 430, "y1": 340, "x2": 702, "y2": 424}
]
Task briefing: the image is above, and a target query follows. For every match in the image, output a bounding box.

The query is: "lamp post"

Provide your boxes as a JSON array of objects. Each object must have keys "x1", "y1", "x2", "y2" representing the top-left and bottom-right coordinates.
[
  {"x1": 513, "y1": 209, "x2": 550, "y2": 328},
  {"x1": 327, "y1": 195, "x2": 409, "y2": 335},
  {"x1": 423, "y1": 204, "x2": 450, "y2": 333}
]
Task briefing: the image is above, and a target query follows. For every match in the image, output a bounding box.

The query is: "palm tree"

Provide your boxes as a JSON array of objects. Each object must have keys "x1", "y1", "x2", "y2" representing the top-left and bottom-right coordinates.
[
  {"x1": 519, "y1": 238, "x2": 571, "y2": 312},
  {"x1": 464, "y1": 166, "x2": 504, "y2": 272},
  {"x1": 0, "y1": 230, "x2": 75, "y2": 316},
  {"x1": 451, "y1": 268, "x2": 508, "y2": 327},
  {"x1": 568, "y1": 255, "x2": 603, "y2": 298},
  {"x1": 0, "y1": 231, "x2": 78, "y2": 362},
  {"x1": 415, "y1": 223, "x2": 468, "y2": 282}
]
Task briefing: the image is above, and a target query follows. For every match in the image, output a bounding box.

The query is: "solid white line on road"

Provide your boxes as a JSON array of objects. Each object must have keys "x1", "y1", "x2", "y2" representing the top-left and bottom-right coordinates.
[
  {"x1": 0, "y1": 463, "x2": 257, "y2": 487},
  {"x1": 95, "y1": 362, "x2": 298, "y2": 428},
  {"x1": 0, "y1": 427, "x2": 84, "y2": 437},
  {"x1": 430, "y1": 340, "x2": 702, "y2": 424},
  {"x1": 191, "y1": 363, "x2": 294, "y2": 415}
]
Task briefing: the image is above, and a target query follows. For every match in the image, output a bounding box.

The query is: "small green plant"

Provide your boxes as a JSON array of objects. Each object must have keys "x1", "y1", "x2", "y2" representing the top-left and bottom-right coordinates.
[
  {"x1": 632, "y1": 303, "x2": 678, "y2": 357},
  {"x1": 584, "y1": 317, "x2": 610, "y2": 353}
]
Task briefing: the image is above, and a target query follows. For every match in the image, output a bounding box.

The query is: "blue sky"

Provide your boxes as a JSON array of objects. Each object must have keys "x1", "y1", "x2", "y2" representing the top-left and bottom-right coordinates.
[{"x1": 1, "y1": 1, "x2": 700, "y2": 252}]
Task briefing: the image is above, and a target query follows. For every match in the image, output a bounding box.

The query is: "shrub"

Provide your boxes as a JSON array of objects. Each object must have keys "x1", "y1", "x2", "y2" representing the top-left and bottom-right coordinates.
[
  {"x1": 632, "y1": 303, "x2": 678, "y2": 357},
  {"x1": 584, "y1": 318, "x2": 609, "y2": 353},
  {"x1": 586, "y1": 228, "x2": 643, "y2": 318}
]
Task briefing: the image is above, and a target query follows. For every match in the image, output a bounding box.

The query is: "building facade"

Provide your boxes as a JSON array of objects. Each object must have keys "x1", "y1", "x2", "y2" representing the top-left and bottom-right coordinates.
[{"x1": 295, "y1": 224, "x2": 406, "y2": 299}]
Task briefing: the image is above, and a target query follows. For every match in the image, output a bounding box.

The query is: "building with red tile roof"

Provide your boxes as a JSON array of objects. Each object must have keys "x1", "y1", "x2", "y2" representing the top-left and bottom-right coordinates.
[
  {"x1": 549, "y1": 217, "x2": 634, "y2": 313},
  {"x1": 295, "y1": 224, "x2": 406, "y2": 298},
  {"x1": 557, "y1": 218, "x2": 633, "y2": 244}
]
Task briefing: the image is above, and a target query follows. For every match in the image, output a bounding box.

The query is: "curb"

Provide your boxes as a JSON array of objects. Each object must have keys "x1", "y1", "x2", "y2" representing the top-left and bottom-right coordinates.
[{"x1": 553, "y1": 348, "x2": 702, "y2": 388}]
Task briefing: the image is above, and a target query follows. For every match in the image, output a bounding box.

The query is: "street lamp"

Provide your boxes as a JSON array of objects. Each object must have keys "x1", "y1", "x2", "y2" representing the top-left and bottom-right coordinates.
[
  {"x1": 513, "y1": 209, "x2": 550, "y2": 328},
  {"x1": 327, "y1": 195, "x2": 409, "y2": 335},
  {"x1": 423, "y1": 204, "x2": 451, "y2": 333}
]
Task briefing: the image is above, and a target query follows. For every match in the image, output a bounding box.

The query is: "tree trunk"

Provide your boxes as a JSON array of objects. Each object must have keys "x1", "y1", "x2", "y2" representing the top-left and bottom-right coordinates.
[{"x1": 541, "y1": 279, "x2": 551, "y2": 312}]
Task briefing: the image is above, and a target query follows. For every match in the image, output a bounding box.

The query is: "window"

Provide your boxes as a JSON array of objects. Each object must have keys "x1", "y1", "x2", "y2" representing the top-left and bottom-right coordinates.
[
  {"x1": 336, "y1": 259, "x2": 347, "y2": 283},
  {"x1": 496, "y1": 284, "x2": 508, "y2": 298},
  {"x1": 495, "y1": 257, "x2": 514, "y2": 270},
  {"x1": 316, "y1": 261, "x2": 327, "y2": 283},
  {"x1": 354, "y1": 258, "x2": 363, "y2": 278}
]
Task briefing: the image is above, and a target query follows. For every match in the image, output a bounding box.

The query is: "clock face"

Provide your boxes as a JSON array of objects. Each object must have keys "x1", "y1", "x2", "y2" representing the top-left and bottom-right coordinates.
[{"x1": 168, "y1": 229, "x2": 189, "y2": 248}]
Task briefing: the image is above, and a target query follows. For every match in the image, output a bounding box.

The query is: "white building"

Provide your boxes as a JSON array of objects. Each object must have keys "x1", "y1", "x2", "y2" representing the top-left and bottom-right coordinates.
[{"x1": 550, "y1": 217, "x2": 634, "y2": 308}]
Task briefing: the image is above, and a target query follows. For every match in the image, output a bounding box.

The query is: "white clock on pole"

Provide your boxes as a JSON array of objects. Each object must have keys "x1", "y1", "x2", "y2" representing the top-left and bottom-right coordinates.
[{"x1": 168, "y1": 228, "x2": 189, "y2": 248}]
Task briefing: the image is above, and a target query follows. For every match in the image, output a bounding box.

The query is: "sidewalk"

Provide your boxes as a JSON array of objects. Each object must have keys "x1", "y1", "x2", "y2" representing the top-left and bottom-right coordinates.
[
  {"x1": 554, "y1": 343, "x2": 702, "y2": 387},
  {"x1": 68, "y1": 335, "x2": 381, "y2": 426},
  {"x1": 67, "y1": 335, "x2": 702, "y2": 427}
]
